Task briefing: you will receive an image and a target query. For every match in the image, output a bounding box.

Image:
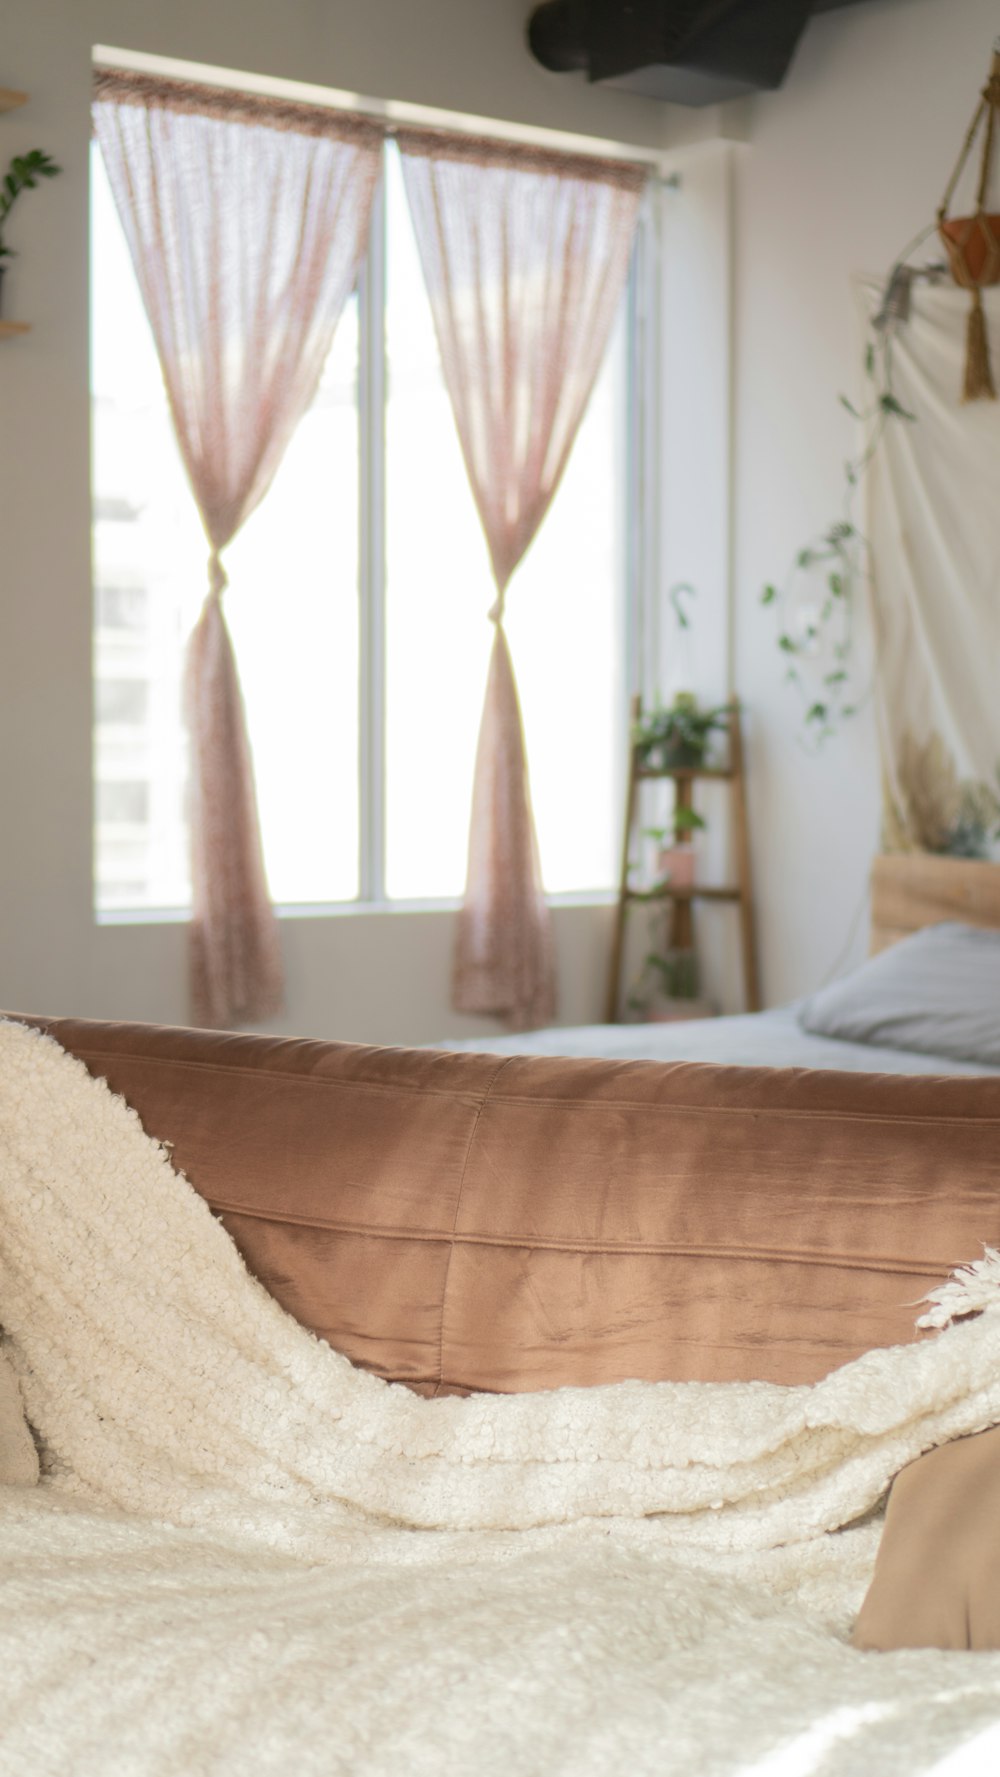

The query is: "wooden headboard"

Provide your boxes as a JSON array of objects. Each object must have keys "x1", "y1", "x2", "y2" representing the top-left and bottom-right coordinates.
[{"x1": 870, "y1": 853, "x2": 1000, "y2": 953}]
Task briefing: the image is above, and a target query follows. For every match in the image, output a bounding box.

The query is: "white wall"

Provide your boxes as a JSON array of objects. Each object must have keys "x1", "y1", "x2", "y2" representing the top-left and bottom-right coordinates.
[
  {"x1": 731, "y1": 0, "x2": 998, "y2": 1003},
  {"x1": 0, "y1": 0, "x2": 672, "y2": 1043}
]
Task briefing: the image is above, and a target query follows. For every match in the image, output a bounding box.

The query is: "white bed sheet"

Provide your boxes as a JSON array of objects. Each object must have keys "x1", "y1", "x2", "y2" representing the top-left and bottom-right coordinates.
[{"x1": 437, "y1": 1003, "x2": 1000, "y2": 1074}]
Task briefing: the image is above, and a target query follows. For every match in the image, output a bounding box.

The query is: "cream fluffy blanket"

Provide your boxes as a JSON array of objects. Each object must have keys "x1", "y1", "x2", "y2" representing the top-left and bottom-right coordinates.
[{"x1": 4, "y1": 1017, "x2": 1000, "y2": 1775}]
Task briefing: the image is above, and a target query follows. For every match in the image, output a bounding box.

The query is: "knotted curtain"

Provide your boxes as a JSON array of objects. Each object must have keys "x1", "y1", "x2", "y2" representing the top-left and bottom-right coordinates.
[
  {"x1": 398, "y1": 130, "x2": 645, "y2": 1029},
  {"x1": 93, "y1": 68, "x2": 381, "y2": 1025}
]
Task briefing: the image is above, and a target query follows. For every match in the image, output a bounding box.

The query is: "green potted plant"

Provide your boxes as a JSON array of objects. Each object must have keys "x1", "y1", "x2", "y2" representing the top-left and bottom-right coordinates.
[
  {"x1": 624, "y1": 803, "x2": 710, "y2": 1021},
  {"x1": 0, "y1": 149, "x2": 61, "y2": 315},
  {"x1": 633, "y1": 692, "x2": 730, "y2": 772},
  {"x1": 641, "y1": 808, "x2": 707, "y2": 890},
  {"x1": 644, "y1": 946, "x2": 701, "y2": 1001},
  {"x1": 625, "y1": 945, "x2": 710, "y2": 1021}
]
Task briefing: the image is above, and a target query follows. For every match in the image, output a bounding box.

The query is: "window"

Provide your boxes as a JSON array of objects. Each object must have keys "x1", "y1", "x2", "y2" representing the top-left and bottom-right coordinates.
[{"x1": 91, "y1": 127, "x2": 638, "y2": 917}]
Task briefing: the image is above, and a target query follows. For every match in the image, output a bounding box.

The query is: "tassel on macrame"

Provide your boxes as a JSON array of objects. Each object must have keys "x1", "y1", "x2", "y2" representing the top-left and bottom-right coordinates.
[{"x1": 963, "y1": 285, "x2": 996, "y2": 400}]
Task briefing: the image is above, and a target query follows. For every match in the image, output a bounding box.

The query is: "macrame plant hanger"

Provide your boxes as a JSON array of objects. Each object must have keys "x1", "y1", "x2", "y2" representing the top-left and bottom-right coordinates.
[{"x1": 938, "y1": 42, "x2": 1000, "y2": 401}]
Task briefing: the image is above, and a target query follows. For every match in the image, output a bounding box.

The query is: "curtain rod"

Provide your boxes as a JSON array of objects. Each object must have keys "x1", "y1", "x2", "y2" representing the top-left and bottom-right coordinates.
[
  {"x1": 93, "y1": 45, "x2": 677, "y2": 178},
  {"x1": 376, "y1": 117, "x2": 680, "y2": 185}
]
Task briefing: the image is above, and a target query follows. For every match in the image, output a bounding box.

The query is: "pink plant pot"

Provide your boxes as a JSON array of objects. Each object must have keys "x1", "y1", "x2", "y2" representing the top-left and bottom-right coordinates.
[
  {"x1": 658, "y1": 846, "x2": 696, "y2": 889},
  {"x1": 645, "y1": 999, "x2": 715, "y2": 1024}
]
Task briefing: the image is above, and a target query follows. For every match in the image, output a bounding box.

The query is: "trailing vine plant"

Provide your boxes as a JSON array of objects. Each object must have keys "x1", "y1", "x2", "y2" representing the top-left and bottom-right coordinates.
[
  {"x1": 761, "y1": 235, "x2": 944, "y2": 750},
  {"x1": 0, "y1": 150, "x2": 61, "y2": 271}
]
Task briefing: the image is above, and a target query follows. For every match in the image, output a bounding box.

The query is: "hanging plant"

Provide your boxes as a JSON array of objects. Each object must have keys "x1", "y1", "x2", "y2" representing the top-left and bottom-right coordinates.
[
  {"x1": 937, "y1": 44, "x2": 1000, "y2": 401},
  {"x1": 760, "y1": 239, "x2": 944, "y2": 750},
  {"x1": 635, "y1": 582, "x2": 731, "y2": 766}
]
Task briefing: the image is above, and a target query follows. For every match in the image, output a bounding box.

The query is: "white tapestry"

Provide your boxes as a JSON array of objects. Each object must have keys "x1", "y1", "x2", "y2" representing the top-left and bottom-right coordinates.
[{"x1": 862, "y1": 276, "x2": 1000, "y2": 858}]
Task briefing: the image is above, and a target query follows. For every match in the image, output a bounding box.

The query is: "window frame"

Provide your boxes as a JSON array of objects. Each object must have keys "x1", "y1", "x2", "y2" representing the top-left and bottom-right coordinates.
[{"x1": 93, "y1": 138, "x2": 658, "y2": 926}]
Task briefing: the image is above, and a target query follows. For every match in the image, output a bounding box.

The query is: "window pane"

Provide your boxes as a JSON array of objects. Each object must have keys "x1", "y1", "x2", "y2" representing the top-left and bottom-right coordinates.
[
  {"x1": 383, "y1": 142, "x2": 626, "y2": 901},
  {"x1": 505, "y1": 307, "x2": 626, "y2": 895},
  {"x1": 91, "y1": 142, "x2": 360, "y2": 914},
  {"x1": 224, "y1": 315, "x2": 361, "y2": 908}
]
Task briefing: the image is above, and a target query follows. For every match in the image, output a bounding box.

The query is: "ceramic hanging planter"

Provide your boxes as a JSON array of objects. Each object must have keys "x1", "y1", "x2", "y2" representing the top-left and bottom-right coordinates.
[
  {"x1": 938, "y1": 47, "x2": 1000, "y2": 401},
  {"x1": 940, "y1": 213, "x2": 1000, "y2": 287}
]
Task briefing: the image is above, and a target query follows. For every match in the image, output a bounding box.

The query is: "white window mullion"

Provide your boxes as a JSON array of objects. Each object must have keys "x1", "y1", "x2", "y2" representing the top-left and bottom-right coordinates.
[
  {"x1": 614, "y1": 199, "x2": 660, "y2": 870},
  {"x1": 627, "y1": 190, "x2": 662, "y2": 713},
  {"x1": 357, "y1": 167, "x2": 387, "y2": 906}
]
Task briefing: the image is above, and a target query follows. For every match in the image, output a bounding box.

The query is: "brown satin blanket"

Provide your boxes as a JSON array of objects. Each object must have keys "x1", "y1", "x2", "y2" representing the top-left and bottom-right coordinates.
[{"x1": 12, "y1": 1013, "x2": 1000, "y2": 1397}]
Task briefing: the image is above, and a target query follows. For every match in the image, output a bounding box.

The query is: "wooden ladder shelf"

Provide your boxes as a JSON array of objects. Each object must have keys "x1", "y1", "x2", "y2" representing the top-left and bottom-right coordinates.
[{"x1": 605, "y1": 695, "x2": 759, "y2": 1022}]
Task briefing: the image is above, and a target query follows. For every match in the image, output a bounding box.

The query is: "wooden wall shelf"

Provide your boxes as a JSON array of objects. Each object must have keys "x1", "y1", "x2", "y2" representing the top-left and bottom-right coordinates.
[{"x1": 0, "y1": 321, "x2": 31, "y2": 337}]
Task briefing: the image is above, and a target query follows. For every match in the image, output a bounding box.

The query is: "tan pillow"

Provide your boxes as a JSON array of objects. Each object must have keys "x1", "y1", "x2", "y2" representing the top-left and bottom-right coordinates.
[
  {"x1": 853, "y1": 1425, "x2": 1000, "y2": 1652},
  {"x1": 0, "y1": 1344, "x2": 38, "y2": 1486}
]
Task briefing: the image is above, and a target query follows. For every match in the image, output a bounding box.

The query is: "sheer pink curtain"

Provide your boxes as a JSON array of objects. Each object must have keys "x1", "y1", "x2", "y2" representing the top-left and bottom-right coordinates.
[
  {"x1": 398, "y1": 131, "x2": 645, "y2": 1030},
  {"x1": 93, "y1": 69, "x2": 382, "y2": 1026}
]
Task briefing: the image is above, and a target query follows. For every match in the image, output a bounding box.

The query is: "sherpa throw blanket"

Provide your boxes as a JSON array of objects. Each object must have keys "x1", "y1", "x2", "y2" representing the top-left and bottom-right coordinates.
[{"x1": 4, "y1": 1018, "x2": 1000, "y2": 1775}]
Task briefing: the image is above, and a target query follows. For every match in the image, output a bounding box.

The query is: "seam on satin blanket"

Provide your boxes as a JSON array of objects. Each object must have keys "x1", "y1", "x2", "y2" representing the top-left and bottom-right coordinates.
[
  {"x1": 57, "y1": 1047, "x2": 489, "y2": 1107},
  {"x1": 211, "y1": 1201, "x2": 952, "y2": 1277},
  {"x1": 52, "y1": 1046, "x2": 1000, "y2": 1127},
  {"x1": 478, "y1": 1097, "x2": 1000, "y2": 1127}
]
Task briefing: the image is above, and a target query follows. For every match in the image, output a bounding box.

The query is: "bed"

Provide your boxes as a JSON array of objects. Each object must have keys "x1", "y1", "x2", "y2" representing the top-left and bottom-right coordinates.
[
  {"x1": 440, "y1": 853, "x2": 1000, "y2": 1074},
  {"x1": 6, "y1": 860, "x2": 1000, "y2": 1773}
]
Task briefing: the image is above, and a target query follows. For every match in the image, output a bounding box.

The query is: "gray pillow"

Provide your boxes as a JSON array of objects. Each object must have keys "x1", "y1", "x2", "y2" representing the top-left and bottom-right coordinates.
[{"x1": 798, "y1": 922, "x2": 1000, "y2": 1066}]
